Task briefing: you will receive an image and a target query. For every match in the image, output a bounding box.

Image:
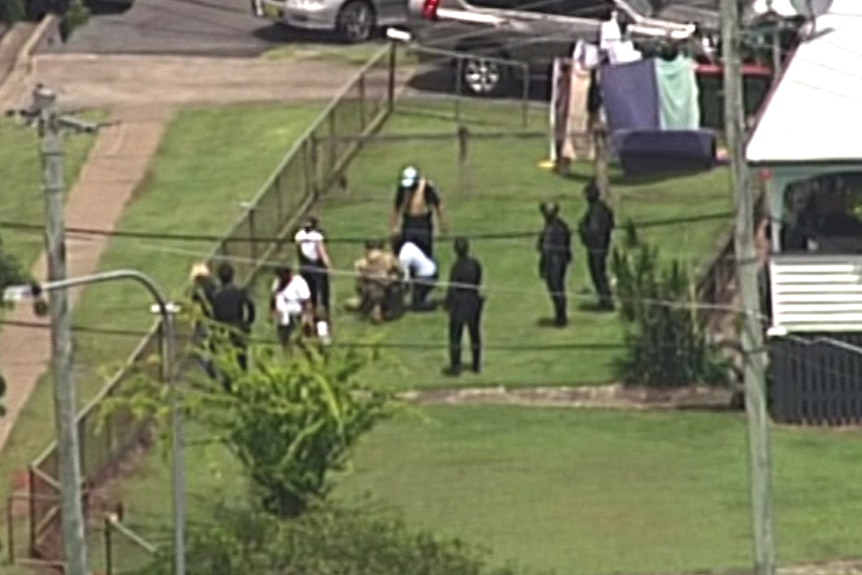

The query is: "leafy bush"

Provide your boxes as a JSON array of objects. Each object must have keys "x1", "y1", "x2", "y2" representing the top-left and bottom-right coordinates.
[
  {"x1": 0, "y1": 0, "x2": 26, "y2": 23},
  {"x1": 0, "y1": 232, "x2": 28, "y2": 417},
  {"x1": 137, "y1": 503, "x2": 524, "y2": 575},
  {"x1": 59, "y1": 0, "x2": 90, "y2": 41},
  {"x1": 111, "y1": 338, "x2": 398, "y2": 518},
  {"x1": 0, "y1": 233, "x2": 28, "y2": 294},
  {"x1": 611, "y1": 221, "x2": 728, "y2": 388}
]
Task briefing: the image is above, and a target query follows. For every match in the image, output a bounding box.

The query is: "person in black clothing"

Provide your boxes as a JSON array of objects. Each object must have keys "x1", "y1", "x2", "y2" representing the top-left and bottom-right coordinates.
[
  {"x1": 390, "y1": 165, "x2": 447, "y2": 258},
  {"x1": 538, "y1": 202, "x2": 573, "y2": 327},
  {"x1": 578, "y1": 179, "x2": 615, "y2": 311},
  {"x1": 443, "y1": 238, "x2": 483, "y2": 377},
  {"x1": 211, "y1": 262, "x2": 257, "y2": 375}
]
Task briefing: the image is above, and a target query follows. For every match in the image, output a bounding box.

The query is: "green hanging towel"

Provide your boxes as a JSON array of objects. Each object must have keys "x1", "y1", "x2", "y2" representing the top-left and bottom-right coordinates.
[{"x1": 654, "y1": 55, "x2": 701, "y2": 130}]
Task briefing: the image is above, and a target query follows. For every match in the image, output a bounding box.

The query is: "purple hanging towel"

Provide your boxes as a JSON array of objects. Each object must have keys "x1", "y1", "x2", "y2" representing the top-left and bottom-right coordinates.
[{"x1": 600, "y1": 59, "x2": 661, "y2": 135}]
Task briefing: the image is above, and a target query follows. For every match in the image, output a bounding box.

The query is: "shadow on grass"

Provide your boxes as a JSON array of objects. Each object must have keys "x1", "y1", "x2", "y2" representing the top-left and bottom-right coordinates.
[
  {"x1": 561, "y1": 168, "x2": 719, "y2": 187},
  {"x1": 252, "y1": 23, "x2": 388, "y2": 45},
  {"x1": 406, "y1": 68, "x2": 552, "y2": 103}
]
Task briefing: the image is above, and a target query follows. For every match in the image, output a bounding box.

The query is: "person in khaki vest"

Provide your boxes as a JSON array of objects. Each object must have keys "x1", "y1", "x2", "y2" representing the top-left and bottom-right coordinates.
[
  {"x1": 350, "y1": 240, "x2": 406, "y2": 323},
  {"x1": 390, "y1": 165, "x2": 446, "y2": 258}
]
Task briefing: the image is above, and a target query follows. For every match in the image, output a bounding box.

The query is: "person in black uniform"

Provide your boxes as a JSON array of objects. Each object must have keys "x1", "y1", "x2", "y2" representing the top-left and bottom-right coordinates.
[
  {"x1": 211, "y1": 262, "x2": 257, "y2": 376},
  {"x1": 390, "y1": 165, "x2": 447, "y2": 258},
  {"x1": 443, "y1": 238, "x2": 483, "y2": 377},
  {"x1": 538, "y1": 202, "x2": 573, "y2": 327},
  {"x1": 578, "y1": 179, "x2": 615, "y2": 311}
]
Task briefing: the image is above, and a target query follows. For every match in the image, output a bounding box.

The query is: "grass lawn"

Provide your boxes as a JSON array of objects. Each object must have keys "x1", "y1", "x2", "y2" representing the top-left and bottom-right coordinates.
[
  {"x1": 249, "y1": 99, "x2": 733, "y2": 389},
  {"x1": 97, "y1": 406, "x2": 862, "y2": 575},
  {"x1": 0, "y1": 102, "x2": 323, "y2": 570},
  {"x1": 0, "y1": 115, "x2": 98, "y2": 290}
]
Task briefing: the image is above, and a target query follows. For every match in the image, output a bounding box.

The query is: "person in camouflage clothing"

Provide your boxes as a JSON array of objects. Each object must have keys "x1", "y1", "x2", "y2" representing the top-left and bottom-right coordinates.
[{"x1": 350, "y1": 239, "x2": 406, "y2": 323}]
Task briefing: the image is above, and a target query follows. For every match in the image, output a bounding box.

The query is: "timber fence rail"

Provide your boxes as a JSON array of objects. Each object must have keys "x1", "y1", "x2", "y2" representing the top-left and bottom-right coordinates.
[{"x1": 18, "y1": 43, "x2": 397, "y2": 567}]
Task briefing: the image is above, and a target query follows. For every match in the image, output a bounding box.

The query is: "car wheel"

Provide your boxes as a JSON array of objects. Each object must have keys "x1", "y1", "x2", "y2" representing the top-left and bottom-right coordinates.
[
  {"x1": 459, "y1": 55, "x2": 508, "y2": 97},
  {"x1": 336, "y1": 0, "x2": 376, "y2": 43}
]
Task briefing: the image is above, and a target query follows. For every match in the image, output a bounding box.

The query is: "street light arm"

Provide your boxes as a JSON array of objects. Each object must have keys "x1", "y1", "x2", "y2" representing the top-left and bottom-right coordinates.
[
  {"x1": 40, "y1": 268, "x2": 187, "y2": 575},
  {"x1": 40, "y1": 269, "x2": 171, "y2": 314}
]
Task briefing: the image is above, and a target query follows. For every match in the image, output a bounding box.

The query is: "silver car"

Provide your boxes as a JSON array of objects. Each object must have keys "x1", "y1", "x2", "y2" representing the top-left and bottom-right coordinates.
[
  {"x1": 402, "y1": 0, "x2": 710, "y2": 96},
  {"x1": 253, "y1": 0, "x2": 408, "y2": 42}
]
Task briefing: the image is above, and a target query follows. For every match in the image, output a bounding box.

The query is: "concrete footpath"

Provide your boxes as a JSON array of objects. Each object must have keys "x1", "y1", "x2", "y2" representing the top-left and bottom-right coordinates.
[{"x1": 0, "y1": 106, "x2": 172, "y2": 452}]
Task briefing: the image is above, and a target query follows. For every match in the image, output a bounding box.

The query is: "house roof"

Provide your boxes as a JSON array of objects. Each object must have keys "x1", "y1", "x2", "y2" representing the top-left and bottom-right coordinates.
[{"x1": 746, "y1": 0, "x2": 862, "y2": 165}]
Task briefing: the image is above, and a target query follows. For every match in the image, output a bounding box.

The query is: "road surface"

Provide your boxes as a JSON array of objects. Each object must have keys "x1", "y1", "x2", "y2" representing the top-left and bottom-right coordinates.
[{"x1": 41, "y1": 0, "x2": 304, "y2": 56}]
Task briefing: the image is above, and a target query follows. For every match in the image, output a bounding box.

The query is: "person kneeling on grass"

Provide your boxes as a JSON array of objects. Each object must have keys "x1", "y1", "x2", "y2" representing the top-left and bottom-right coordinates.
[
  {"x1": 271, "y1": 265, "x2": 312, "y2": 349},
  {"x1": 394, "y1": 233, "x2": 438, "y2": 311},
  {"x1": 346, "y1": 239, "x2": 406, "y2": 323}
]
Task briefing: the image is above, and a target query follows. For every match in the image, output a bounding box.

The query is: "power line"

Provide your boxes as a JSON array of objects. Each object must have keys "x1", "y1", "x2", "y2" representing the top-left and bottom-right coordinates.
[
  {"x1": 0, "y1": 318, "x2": 629, "y2": 352},
  {"x1": 0, "y1": 211, "x2": 734, "y2": 245},
  {"x1": 45, "y1": 231, "x2": 747, "y2": 317}
]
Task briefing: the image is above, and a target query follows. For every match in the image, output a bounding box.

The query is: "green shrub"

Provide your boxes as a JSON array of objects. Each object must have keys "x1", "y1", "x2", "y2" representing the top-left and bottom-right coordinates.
[
  {"x1": 108, "y1": 340, "x2": 398, "y2": 519},
  {"x1": 611, "y1": 221, "x2": 729, "y2": 388},
  {"x1": 137, "y1": 503, "x2": 526, "y2": 575},
  {"x1": 0, "y1": 233, "x2": 28, "y2": 293},
  {"x1": 59, "y1": 0, "x2": 90, "y2": 41},
  {"x1": 0, "y1": 0, "x2": 26, "y2": 23}
]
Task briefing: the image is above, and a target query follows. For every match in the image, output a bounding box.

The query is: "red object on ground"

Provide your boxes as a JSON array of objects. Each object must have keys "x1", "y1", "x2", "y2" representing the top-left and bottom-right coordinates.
[{"x1": 696, "y1": 63, "x2": 773, "y2": 77}]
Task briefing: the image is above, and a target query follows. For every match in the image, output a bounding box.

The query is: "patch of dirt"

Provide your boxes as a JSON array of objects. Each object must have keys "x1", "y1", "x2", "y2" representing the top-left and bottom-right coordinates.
[{"x1": 400, "y1": 383, "x2": 738, "y2": 411}]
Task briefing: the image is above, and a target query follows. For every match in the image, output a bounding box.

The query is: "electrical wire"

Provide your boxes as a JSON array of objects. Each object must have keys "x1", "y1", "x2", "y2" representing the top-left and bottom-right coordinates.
[
  {"x1": 0, "y1": 210, "x2": 734, "y2": 245},
  {"x1": 0, "y1": 317, "x2": 630, "y2": 351},
  {"x1": 39, "y1": 228, "x2": 748, "y2": 317}
]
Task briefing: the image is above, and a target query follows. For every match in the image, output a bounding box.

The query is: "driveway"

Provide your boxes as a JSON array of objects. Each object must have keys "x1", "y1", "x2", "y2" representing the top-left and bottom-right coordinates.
[
  {"x1": 2, "y1": 53, "x2": 411, "y2": 109},
  {"x1": 40, "y1": 0, "x2": 297, "y2": 56}
]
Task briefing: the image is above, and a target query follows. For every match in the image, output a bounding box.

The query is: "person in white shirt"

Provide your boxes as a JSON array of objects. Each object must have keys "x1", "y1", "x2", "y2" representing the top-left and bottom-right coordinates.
[
  {"x1": 270, "y1": 266, "x2": 312, "y2": 348},
  {"x1": 395, "y1": 235, "x2": 438, "y2": 311},
  {"x1": 294, "y1": 216, "x2": 332, "y2": 315}
]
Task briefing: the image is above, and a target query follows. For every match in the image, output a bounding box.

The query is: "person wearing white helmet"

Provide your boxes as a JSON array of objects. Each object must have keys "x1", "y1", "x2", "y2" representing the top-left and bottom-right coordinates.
[{"x1": 389, "y1": 165, "x2": 447, "y2": 258}]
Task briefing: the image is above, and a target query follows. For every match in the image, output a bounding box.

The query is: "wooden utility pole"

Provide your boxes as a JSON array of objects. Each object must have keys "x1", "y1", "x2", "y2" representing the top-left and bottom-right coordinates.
[
  {"x1": 32, "y1": 84, "x2": 90, "y2": 575},
  {"x1": 720, "y1": 2, "x2": 776, "y2": 575}
]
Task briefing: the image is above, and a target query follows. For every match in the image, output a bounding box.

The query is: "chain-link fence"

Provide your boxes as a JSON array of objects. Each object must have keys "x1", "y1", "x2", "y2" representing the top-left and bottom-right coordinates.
[{"x1": 16, "y1": 42, "x2": 398, "y2": 569}]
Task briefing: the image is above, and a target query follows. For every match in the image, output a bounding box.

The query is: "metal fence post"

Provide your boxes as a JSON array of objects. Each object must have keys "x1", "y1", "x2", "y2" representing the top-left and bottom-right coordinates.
[
  {"x1": 309, "y1": 135, "x2": 320, "y2": 198},
  {"x1": 105, "y1": 516, "x2": 113, "y2": 575},
  {"x1": 248, "y1": 208, "x2": 259, "y2": 263},
  {"x1": 274, "y1": 173, "x2": 285, "y2": 227},
  {"x1": 521, "y1": 64, "x2": 530, "y2": 129},
  {"x1": 454, "y1": 58, "x2": 464, "y2": 124},
  {"x1": 457, "y1": 125, "x2": 470, "y2": 195},
  {"x1": 28, "y1": 467, "x2": 36, "y2": 556},
  {"x1": 328, "y1": 112, "x2": 337, "y2": 187},
  {"x1": 387, "y1": 42, "x2": 397, "y2": 111},
  {"x1": 358, "y1": 72, "x2": 367, "y2": 130},
  {"x1": 6, "y1": 496, "x2": 15, "y2": 564}
]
